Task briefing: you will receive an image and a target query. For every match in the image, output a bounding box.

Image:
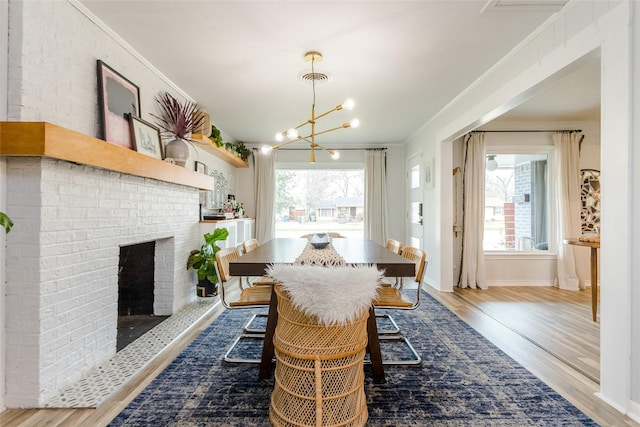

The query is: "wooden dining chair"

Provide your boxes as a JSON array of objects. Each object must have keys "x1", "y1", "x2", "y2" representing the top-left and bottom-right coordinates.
[
  {"x1": 383, "y1": 239, "x2": 403, "y2": 287},
  {"x1": 241, "y1": 239, "x2": 275, "y2": 287},
  {"x1": 242, "y1": 238, "x2": 259, "y2": 254},
  {"x1": 374, "y1": 246, "x2": 427, "y2": 365},
  {"x1": 385, "y1": 239, "x2": 402, "y2": 255},
  {"x1": 215, "y1": 246, "x2": 273, "y2": 363}
]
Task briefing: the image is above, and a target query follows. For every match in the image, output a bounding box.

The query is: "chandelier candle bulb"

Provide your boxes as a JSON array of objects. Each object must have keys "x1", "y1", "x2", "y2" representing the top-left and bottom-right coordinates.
[
  {"x1": 342, "y1": 98, "x2": 355, "y2": 110},
  {"x1": 286, "y1": 128, "x2": 298, "y2": 139}
]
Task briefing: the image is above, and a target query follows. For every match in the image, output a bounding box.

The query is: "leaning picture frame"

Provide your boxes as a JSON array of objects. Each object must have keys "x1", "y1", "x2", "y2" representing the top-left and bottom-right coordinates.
[
  {"x1": 128, "y1": 114, "x2": 163, "y2": 160},
  {"x1": 97, "y1": 60, "x2": 141, "y2": 149}
]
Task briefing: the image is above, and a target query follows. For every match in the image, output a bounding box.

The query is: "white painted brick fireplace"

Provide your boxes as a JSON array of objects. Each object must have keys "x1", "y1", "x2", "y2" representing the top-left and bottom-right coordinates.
[{"x1": 4, "y1": 157, "x2": 201, "y2": 407}]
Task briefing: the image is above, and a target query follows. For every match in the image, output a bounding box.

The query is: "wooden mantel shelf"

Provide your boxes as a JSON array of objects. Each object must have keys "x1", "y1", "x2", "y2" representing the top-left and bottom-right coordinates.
[{"x1": 0, "y1": 122, "x2": 215, "y2": 191}]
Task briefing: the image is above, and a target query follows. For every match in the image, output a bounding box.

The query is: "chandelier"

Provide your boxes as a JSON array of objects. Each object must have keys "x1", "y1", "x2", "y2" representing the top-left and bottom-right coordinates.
[{"x1": 261, "y1": 51, "x2": 359, "y2": 163}]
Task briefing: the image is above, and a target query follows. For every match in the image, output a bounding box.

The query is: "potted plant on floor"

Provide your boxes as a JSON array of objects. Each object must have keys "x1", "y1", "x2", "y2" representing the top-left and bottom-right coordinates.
[{"x1": 187, "y1": 227, "x2": 229, "y2": 297}]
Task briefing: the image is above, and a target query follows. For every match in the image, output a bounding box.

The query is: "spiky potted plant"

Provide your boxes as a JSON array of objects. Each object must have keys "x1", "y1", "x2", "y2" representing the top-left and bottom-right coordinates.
[
  {"x1": 187, "y1": 227, "x2": 229, "y2": 297},
  {"x1": 152, "y1": 92, "x2": 205, "y2": 167}
]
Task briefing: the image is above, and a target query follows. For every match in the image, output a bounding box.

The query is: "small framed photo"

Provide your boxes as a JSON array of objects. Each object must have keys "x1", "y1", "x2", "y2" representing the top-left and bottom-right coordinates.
[
  {"x1": 128, "y1": 114, "x2": 163, "y2": 159},
  {"x1": 195, "y1": 161, "x2": 207, "y2": 174},
  {"x1": 425, "y1": 158, "x2": 434, "y2": 189},
  {"x1": 97, "y1": 60, "x2": 141, "y2": 149}
]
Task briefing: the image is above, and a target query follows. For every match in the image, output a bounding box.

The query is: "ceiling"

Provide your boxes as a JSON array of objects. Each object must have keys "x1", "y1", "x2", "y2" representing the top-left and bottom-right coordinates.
[{"x1": 79, "y1": 0, "x2": 599, "y2": 147}]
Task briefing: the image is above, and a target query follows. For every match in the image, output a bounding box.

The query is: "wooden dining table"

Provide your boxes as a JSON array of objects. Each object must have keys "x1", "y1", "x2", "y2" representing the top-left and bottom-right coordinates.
[{"x1": 229, "y1": 238, "x2": 416, "y2": 382}]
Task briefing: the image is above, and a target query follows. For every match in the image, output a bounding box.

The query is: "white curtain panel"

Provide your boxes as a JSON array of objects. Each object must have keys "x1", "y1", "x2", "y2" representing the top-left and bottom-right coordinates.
[
  {"x1": 364, "y1": 150, "x2": 388, "y2": 246},
  {"x1": 254, "y1": 150, "x2": 275, "y2": 244},
  {"x1": 553, "y1": 132, "x2": 582, "y2": 290},
  {"x1": 459, "y1": 133, "x2": 487, "y2": 289}
]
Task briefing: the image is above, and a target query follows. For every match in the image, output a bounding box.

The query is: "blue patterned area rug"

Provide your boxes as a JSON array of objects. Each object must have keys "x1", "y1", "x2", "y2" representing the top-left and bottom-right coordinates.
[{"x1": 110, "y1": 292, "x2": 597, "y2": 426}]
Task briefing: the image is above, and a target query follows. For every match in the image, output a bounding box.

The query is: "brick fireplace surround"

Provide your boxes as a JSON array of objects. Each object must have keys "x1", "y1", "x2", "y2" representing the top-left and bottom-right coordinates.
[{"x1": 2, "y1": 124, "x2": 212, "y2": 407}]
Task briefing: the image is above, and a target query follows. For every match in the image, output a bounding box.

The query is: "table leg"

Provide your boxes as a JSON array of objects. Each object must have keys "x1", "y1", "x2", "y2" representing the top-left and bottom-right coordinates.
[
  {"x1": 366, "y1": 305, "x2": 385, "y2": 382},
  {"x1": 259, "y1": 286, "x2": 278, "y2": 379},
  {"x1": 590, "y1": 247, "x2": 598, "y2": 322}
]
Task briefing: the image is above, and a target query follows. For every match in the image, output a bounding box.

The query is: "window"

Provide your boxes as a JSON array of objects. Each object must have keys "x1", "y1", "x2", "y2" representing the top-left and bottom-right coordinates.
[
  {"x1": 484, "y1": 152, "x2": 551, "y2": 251},
  {"x1": 274, "y1": 169, "x2": 364, "y2": 238}
]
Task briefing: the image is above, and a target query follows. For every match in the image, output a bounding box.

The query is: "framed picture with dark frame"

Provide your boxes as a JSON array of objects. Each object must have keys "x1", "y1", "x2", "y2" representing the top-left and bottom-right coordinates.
[
  {"x1": 97, "y1": 60, "x2": 141, "y2": 149},
  {"x1": 195, "y1": 161, "x2": 207, "y2": 174},
  {"x1": 128, "y1": 114, "x2": 163, "y2": 160}
]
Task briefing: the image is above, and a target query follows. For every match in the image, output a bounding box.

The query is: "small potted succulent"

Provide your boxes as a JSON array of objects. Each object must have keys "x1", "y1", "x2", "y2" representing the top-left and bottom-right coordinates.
[{"x1": 187, "y1": 227, "x2": 229, "y2": 297}]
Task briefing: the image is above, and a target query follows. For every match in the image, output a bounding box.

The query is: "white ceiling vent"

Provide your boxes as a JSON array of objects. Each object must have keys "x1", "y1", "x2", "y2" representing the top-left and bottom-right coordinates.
[
  {"x1": 298, "y1": 70, "x2": 331, "y2": 85},
  {"x1": 481, "y1": 0, "x2": 568, "y2": 13}
]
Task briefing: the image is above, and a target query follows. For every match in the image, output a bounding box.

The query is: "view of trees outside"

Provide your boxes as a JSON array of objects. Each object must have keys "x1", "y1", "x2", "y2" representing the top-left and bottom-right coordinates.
[
  {"x1": 275, "y1": 169, "x2": 365, "y2": 238},
  {"x1": 484, "y1": 166, "x2": 515, "y2": 250}
]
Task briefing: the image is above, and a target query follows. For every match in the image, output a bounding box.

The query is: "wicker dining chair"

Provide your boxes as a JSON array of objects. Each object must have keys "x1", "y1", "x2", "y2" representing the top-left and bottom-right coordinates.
[
  {"x1": 214, "y1": 246, "x2": 273, "y2": 363},
  {"x1": 374, "y1": 246, "x2": 427, "y2": 365},
  {"x1": 270, "y1": 284, "x2": 369, "y2": 427},
  {"x1": 267, "y1": 264, "x2": 382, "y2": 427}
]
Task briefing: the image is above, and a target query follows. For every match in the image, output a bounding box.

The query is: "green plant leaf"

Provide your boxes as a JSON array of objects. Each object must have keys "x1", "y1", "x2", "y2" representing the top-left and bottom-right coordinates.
[
  {"x1": 204, "y1": 228, "x2": 229, "y2": 245},
  {"x1": 187, "y1": 228, "x2": 228, "y2": 286},
  {"x1": 0, "y1": 212, "x2": 13, "y2": 234}
]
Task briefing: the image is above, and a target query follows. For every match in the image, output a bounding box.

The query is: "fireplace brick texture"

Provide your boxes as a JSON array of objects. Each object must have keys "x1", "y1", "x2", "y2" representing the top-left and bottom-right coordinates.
[{"x1": 4, "y1": 157, "x2": 201, "y2": 406}]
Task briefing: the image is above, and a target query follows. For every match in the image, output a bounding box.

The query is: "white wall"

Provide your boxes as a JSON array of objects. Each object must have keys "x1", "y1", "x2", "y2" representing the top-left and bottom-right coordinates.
[
  {"x1": 1, "y1": 0, "x2": 8, "y2": 414},
  {"x1": 631, "y1": 1, "x2": 640, "y2": 414},
  {"x1": 4, "y1": 158, "x2": 200, "y2": 407},
  {"x1": 406, "y1": 0, "x2": 637, "y2": 420},
  {"x1": 0, "y1": 0, "x2": 235, "y2": 408}
]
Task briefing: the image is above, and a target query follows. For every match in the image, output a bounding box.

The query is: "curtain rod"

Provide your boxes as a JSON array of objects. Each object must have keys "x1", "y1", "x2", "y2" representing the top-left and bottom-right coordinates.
[
  {"x1": 252, "y1": 147, "x2": 387, "y2": 151},
  {"x1": 471, "y1": 129, "x2": 581, "y2": 133}
]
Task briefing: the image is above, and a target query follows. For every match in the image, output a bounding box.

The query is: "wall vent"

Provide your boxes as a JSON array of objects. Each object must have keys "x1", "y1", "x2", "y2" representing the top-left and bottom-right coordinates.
[{"x1": 481, "y1": 0, "x2": 568, "y2": 13}]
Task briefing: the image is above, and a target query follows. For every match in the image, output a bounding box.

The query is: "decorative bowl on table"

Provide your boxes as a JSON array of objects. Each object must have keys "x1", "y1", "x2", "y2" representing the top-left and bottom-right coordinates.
[{"x1": 310, "y1": 233, "x2": 331, "y2": 249}]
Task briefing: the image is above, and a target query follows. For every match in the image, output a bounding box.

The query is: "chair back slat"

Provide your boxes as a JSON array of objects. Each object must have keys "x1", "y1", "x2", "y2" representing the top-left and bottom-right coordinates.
[
  {"x1": 242, "y1": 238, "x2": 259, "y2": 254},
  {"x1": 401, "y1": 246, "x2": 426, "y2": 283},
  {"x1": 215, "y1": 246, "x2": 241, "y2": 284},
  {"x1": 385, "y1": 239, "x2": 402, "y2": 255}
]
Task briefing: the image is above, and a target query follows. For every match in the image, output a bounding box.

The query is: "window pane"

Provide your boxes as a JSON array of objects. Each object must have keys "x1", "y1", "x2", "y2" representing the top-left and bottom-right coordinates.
[
  {"x1": 484, "y1": 154, "x2": 548, "y2": 251},
  {"x1": 410, "y1": 164, "x2": 420, "y2": 189},
  {"x1": 274, "y1": 169, "x2": 364, "y2": 238},
  {"x1": 410, "y1": 202, "x2": 421, "y2": 224}
]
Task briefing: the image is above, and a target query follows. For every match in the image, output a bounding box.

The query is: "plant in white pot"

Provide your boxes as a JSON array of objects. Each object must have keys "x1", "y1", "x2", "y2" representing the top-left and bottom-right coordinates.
[{"x1": 152, "y1": 92, "x2": 205, "y2": 167}]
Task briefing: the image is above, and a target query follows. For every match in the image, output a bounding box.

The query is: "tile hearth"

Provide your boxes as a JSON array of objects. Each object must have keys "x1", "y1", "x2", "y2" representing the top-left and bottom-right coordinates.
[{"x1": 45, "y1": 299, "x2": 219, "y2": 408}]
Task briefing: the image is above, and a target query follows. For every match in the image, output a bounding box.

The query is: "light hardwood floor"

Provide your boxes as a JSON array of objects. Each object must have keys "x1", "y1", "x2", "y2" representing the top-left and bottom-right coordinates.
[{"x1": 1, "y1": 286, "x2": 637, "y2": 426}]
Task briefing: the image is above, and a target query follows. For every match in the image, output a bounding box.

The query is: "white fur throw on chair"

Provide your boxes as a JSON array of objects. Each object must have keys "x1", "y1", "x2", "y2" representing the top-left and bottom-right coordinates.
[{"x1": 266, "y1": 264, "x2": 383, "y2": 326}]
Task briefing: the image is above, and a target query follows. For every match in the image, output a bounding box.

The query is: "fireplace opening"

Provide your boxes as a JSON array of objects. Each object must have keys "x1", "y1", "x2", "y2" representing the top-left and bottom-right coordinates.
[{"x1": 117, "y1": 241, "x2": 168, "y2": 351}]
